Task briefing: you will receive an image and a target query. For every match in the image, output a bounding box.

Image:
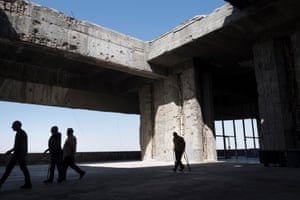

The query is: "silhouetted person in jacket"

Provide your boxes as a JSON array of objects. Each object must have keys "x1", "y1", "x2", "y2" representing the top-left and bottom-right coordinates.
[
  {"x1": 173, "y1": 132, "x2": 185, "y2": 172},
  {"x1": 59, "y1": 128, "x2": 85, "y2": 182},
  {"x1": 0, "y1": 121, "x2": 32, "y2": 189},
  {"x1": 43, "y1": 126, "x2": 63, "y2": 184}
]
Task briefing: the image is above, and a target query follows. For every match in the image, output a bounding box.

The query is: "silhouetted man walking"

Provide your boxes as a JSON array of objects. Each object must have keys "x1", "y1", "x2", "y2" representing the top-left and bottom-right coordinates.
[
  {"x1": 173, "y1": 132, "x2": 185, "y2": 172},
  {"x1": 43, "y1": 126, "x2": 63, "y2": 184},
  {"x1": 0, "y1": 121, "x2": 32, "y2": 189},
  {"x1": 59, "y1": 128, "x2": 85, "y2": 182}
]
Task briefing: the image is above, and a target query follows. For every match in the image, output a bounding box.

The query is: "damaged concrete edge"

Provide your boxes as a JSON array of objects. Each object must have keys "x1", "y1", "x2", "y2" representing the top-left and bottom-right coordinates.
[
  {"x1": 146, "y1": 3, "x2": 258, "y2": 62},
  {"x1": 0, "y1": 0, "x2": 167, "y2": 79}
]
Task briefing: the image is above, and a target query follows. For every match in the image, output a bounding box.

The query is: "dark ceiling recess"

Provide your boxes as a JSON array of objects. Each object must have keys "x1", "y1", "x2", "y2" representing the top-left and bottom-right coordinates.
[{"x1": 224, "y1": 0, "x2": 260, "y2": 9}]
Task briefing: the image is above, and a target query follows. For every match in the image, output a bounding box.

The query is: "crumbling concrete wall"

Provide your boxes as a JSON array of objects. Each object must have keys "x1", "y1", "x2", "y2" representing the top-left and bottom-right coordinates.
[{"x1": 139, "y1": 62, "x2": 216, "y2": 162}]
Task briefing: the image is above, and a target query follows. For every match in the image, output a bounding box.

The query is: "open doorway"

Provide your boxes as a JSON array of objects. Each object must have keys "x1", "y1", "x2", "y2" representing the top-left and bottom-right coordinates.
[{"x1": 215, "y1": 118, "x2": 260, "y2": 163}]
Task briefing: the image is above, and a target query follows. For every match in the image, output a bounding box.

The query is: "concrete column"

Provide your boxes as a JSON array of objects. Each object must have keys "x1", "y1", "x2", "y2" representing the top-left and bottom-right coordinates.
[
  {"x1": 180, "y1": 67, "x2": 204, "y2": 162},
  {"x1": 291, "y1": 32, "x2": 300, "y2": 145},
  {"x1": 139, "y1": 60, "x2": 217, "y2": 162},
  {"x1": 197, "y1": 70, "x2": 217, "y2": 161},
  {"x1": 151, "y1": 74, "x2": 182, "y2": 161},
  {"x1": 139, "y1": 84, "x2": 154, "y2": 160},
  {"x1": 253, "y1": 39, "x2": 296, "y2": 152},
  {"x1": 139, "y1": 77, "x2": 180, "y2": 161}
]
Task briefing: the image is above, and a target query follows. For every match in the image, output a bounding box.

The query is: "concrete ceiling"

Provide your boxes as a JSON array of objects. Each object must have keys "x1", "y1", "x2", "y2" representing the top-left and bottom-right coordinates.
[{"x1": 0, "y1": 0, "x2": 300, "y2": 115}]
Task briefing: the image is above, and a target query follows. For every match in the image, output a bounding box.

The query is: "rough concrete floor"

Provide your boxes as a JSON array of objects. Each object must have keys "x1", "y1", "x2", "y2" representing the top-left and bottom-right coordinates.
[{"x1": 0, "y1": 161, "x2": 300, "y2": 200}]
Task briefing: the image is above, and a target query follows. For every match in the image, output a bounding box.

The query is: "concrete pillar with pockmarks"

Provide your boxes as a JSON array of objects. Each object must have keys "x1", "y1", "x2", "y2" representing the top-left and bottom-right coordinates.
[{"x1": 139, "y1": 60, "x2": 217, "y2": 162}]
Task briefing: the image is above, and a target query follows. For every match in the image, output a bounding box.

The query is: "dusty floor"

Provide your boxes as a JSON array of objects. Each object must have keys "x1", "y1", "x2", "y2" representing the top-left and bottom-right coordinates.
[{"x1": 0, "y1": 160, "x2": 299, "y2": 200}]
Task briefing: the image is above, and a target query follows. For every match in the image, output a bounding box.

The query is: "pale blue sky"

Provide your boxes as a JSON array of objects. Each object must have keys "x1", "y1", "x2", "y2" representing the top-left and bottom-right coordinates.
[{"x1": 0, "y1": 0, "x2": 226, "y2": 153}]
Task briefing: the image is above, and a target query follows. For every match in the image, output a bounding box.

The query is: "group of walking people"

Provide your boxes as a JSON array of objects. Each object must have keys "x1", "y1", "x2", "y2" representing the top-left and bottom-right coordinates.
[
  {"x1": 0, "y1": 120, "x2": 85, "y2": 190},
  {"x1": 0, "y1": 120, "x2": 188, "y2": 190},
  {"x1": 43, "y1": 125, "x2": 85, "y2": 184}
]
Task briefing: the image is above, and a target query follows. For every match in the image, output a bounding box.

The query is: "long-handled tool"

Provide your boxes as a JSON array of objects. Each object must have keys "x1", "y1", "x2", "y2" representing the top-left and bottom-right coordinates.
[{"x1": 183, "y1": 152, "x2": 191, "y2": 172}]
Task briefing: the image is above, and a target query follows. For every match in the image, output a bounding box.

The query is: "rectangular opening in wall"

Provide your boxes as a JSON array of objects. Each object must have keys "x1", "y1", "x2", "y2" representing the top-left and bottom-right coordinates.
[
  {"x1": 0, "y1": 101, "x2": 141, "y2": 165},
  {"x1": 214, "y1": 118, "x2": 260, "y2": 163}
]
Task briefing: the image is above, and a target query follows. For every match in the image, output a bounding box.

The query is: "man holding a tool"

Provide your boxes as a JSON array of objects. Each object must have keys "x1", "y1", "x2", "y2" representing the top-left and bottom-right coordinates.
[{"x1": 172, "y1": 131, "x2": 185, "y2": 172}]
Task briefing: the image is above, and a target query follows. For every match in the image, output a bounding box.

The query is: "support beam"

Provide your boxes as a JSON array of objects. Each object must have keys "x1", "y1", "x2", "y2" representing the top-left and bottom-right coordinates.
[{"x1": 0, "y1": 78, "x2": 139, "y2": 114}]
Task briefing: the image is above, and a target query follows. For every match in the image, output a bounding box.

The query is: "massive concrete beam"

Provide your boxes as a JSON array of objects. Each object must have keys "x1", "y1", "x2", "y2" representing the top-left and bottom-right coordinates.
[
  {"x1": 147, "y1": 5, "x2": 235, "y2": 65},
  {"x1": 148, "y1": 0, "x2": 300, "y2": 67},
  {"x1": 0, "y1": 77, "x2": 139, "y2": 114},
  {"x1": 0, "y1": 0, "x2": 166, "y2": 79}
]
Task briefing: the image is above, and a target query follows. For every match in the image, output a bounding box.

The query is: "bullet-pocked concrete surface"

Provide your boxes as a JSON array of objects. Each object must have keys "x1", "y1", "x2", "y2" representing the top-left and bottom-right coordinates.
[{"x1": 0, "y1": 161, "x2": 300, "y2": 199}]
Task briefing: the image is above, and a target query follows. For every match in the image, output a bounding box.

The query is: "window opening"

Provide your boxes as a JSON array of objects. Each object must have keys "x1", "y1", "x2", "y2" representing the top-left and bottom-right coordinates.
[{"x1": 215, "y1": 118, "x2": 260, "y2": 163}]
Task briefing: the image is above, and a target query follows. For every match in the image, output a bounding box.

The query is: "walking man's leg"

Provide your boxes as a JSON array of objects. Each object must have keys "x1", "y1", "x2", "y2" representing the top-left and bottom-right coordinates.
[
  {"x1": 60, "y1": 157, "x2": 69, "y2": 181},
  {"x1": 174, "y1": 151, "x2": 184, "y2": 172},
  {"x1": 19, "y1": 158, "x2": 32, "y2": 189},
  {"x1": 0, "y1": 156, "x2": 17, "y2": 187},
  {"x1": 45, "y1": 155, "x2": 55, "y2": 183},
  {"x1": 178, "y1": 151, "x2": 184, "y2": 171},
  {"x1": 68, "y1": 158, "x2": 85, "y2": 179},
  {"x1": 174, "y1": 151, "x2": 180, "y2": 172},
  {"x1": 56, "y1": 153, "x2": 63, "y2": 182}
]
